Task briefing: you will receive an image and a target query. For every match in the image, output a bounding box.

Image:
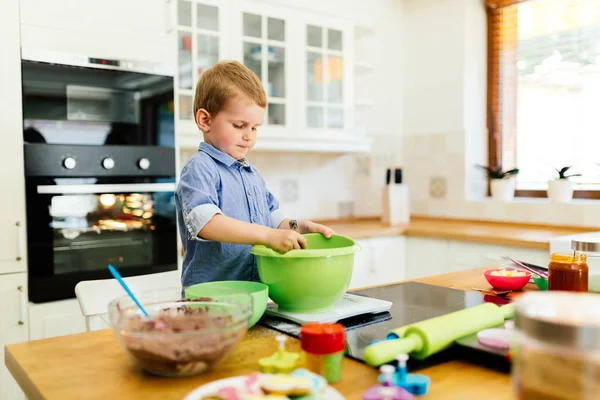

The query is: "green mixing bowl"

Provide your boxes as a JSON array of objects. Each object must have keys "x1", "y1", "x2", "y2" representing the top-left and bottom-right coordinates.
[
  {"x1": 533, "y1": 275, "x2": 548, "y2": 291},
  {"x1": 184, "y1": 281, "x2": 268, "y2": 327},
  {"x1": 251, "y1": 233, "x2": 360, "y2": 313}
]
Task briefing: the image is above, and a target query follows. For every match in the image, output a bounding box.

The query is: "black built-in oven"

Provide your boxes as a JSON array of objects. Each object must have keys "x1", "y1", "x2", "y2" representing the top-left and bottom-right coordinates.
[{"x1": 21, "y1": 51, "x2": 178, "y2": 303}]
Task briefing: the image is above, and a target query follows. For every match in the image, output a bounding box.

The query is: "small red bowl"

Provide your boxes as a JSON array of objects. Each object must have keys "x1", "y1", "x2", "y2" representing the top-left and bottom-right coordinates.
[{"x1": 484, "y1": 268, "x2": 531, "y2": 291}]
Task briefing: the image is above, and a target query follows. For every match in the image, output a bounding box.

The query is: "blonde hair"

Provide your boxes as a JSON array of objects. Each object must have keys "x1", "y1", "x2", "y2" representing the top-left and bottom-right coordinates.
[{"x1": 193, "y1": 60, "x2": 267, "y2": 118}]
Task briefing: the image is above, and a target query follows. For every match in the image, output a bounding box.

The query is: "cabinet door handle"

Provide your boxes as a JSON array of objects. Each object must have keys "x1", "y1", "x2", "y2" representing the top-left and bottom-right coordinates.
[
  {"x1": 164, "y1": 0, "x2": 175, "y2": 33},
  {"x1": 15, "y1": 221, "x2": 24, "y2": 262},
  {"x1": 17, "y1": 285, "x2": 26, "y2": 325}
]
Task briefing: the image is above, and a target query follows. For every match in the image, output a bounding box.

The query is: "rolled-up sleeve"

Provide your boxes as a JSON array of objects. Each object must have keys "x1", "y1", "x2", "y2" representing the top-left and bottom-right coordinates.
[
  {"x1": 176, "y1": 157, "x2": 222, "y2": 241},
  {"x1": 266, "y1": 189, "x2": 287, "y2": 229}
]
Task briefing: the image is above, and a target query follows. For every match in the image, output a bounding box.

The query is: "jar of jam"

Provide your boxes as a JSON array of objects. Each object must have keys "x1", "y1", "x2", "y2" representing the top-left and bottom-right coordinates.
[{"x1": 548, "y1": 252, "x2": 588, "y2": 292}]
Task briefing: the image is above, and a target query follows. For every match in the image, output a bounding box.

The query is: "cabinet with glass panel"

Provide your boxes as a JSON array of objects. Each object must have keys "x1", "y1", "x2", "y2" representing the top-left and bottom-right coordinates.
[
  {"x1": 241, "y1": 11, "x2": 288, "y2": 128},
  {"x1": 174, "y1": 0, "x2": 371, "y2": 152},
  {"x1": 174, "y1": 0, "x2": 227, "y2": 136},
  {"x1": 306, "y1": 24, "x2": 346, "y2": 131}
]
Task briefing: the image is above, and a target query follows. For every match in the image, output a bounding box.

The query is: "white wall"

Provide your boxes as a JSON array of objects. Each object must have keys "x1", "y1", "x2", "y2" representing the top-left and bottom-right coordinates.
[
  {"x1": 403, "y1": 0, "x2": 466, "y2": 134},
  {"x1": 402, "y1": 0, "x2": 600, "y2": 227}
]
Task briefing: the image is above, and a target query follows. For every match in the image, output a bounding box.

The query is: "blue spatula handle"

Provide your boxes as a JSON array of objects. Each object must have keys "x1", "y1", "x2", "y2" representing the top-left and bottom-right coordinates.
[{"x1": 108, "y1": 264, "x2": 149, "y2": 317}]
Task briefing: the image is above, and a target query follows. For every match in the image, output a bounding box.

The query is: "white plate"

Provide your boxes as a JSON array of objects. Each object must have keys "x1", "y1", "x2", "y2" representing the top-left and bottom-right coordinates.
[{"x1": 183, "y1": 373, "x2": 345, "y2": 400}]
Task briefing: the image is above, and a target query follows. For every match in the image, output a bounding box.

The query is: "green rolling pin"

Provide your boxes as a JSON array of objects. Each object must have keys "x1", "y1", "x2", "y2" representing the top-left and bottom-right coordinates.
[{"x1": 363, "y1": 302, "x2": 515, "y2": 367}]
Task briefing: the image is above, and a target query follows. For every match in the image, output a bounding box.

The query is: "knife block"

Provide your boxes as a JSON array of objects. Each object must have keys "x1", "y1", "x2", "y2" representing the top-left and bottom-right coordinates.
[{"x1": 382, "y1": 184, "x2": 410, "y2": 225}]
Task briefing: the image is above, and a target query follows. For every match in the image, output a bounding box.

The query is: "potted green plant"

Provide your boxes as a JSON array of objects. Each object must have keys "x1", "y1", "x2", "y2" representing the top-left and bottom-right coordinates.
[
  {"x1": 477, "y1": 165, "x2": 519, "y2": 201},
  {"x1": 548, "y1": 166, "x2": 580, "y2": 203}
]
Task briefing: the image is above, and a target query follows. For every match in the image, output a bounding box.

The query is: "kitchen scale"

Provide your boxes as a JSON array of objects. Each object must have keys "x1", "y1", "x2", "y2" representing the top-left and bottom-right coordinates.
[{"x1": 265, "y1": 293, "x2": 393, "y2": 324}]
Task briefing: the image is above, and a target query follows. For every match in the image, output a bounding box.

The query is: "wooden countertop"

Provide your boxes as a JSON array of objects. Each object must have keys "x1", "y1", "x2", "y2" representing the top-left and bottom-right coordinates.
[
  {"x1": 319, "y1": 216, "x2": 597, "y2": 249},
  {"x1": 5, "y1": 268, "x2": 525, "y2": 400}
]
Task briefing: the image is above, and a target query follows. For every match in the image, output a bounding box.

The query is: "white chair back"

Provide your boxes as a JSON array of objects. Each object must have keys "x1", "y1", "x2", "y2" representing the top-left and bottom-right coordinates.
[{"x1": 74, "y1": 270, "x2": 181, "y2": 331}]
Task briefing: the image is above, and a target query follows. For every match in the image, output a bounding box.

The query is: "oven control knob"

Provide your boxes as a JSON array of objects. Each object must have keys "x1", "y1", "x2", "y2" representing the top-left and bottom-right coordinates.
[
  {"x1": 102, "y1": 157, "x2": 115, "y2": 170},
  {"x1": 138, "y1": 158, "x2": 150, "y2": 170},
  {"x1": 63, "y1": 157, "x2": 76, "y2": 170}
]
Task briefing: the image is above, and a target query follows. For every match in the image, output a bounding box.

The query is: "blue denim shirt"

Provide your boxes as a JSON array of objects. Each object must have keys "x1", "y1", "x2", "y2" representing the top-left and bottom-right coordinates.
[{"x1": 175, "y1": 142, "x2": 287, "y2": 287}]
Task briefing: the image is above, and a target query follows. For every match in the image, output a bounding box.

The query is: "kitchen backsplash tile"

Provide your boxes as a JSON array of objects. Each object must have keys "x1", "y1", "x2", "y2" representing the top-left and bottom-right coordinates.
[
  {"x1": 427, "y1": 199, "x2": 448, "y2": 217},
  {"x1": 176, "y1": 133, "x2": 399, "y2": 220},
  {"x1": 403, "y1": 130, "x2": 600, "y2": 228},
  {"x1": 429, "y1": 177, "x2": 447, "y2": 199},
  {"x1": 411, "y1": 198, "x2": 429, "y2": 215},
  {"x1": 582, "y1": 203, "x2": 600, "y2": 227}
]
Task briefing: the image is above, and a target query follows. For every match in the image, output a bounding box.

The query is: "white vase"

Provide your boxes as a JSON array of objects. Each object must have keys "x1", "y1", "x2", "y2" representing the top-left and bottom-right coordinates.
[
  {"x1": 548, "y1": 179, "x2": 573, "y2": 203},
  {"x1": 490, "y1": 178, "x2": 515, "y2": 202}
]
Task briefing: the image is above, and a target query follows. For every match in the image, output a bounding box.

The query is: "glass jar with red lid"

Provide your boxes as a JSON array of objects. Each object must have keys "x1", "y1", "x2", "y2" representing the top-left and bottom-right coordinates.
[{"x1": 300, "y1": 323, "x2": 346, "y2": 384}]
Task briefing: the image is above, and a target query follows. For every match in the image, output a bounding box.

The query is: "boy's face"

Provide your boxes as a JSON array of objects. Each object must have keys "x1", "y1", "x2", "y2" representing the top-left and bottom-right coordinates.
[{"x1": 197, "y1": 95, "x2": 265, "y2": 160}]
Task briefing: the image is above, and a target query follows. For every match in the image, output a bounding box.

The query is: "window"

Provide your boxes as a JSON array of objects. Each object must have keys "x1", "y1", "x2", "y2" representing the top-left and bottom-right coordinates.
[{"x1": 488, "y1": 0, "x2": 600, "y2": 198}]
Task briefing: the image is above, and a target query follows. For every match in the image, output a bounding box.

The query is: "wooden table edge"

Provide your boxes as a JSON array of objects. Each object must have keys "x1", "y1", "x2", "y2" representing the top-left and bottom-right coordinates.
[{"x1": 5, "y1": 344, "x2": 44, "y2": 400}]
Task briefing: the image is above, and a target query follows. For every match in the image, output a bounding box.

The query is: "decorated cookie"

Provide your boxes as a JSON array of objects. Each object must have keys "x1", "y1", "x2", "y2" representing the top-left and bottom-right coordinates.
[
  {"x1": 260, "y1": 374, "x2": 312, "y2": 397},
  {"x1": 290, "y1": 369, "x2": 327, "y2": 393}
]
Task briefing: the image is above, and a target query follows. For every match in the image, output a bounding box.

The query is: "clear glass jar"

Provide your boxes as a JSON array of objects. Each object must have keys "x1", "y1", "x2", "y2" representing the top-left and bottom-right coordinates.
[
  {"x1": 572, "y1": 238, "x2": 600, "y2": 292},
  {"x1": 513, "y1": 291, "x2": 600, "y2": 399}
]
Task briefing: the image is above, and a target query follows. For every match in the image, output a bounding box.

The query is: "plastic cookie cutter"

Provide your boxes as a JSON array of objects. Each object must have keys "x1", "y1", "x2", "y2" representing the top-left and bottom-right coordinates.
[
  {"x1": 363, "y1": 365, "x2": 414, "y2": 400},
  {"x1": 258, "y1": 335, "x2": 300, "y2": 374},
  {"x1": 378, "y1": 354, "x2": 430, "y2": 396}
]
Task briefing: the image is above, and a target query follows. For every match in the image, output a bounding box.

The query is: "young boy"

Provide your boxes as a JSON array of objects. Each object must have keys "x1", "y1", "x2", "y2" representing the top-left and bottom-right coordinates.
[{"x1": 175, "y1": 60, "x2": 334, "y2": 287}]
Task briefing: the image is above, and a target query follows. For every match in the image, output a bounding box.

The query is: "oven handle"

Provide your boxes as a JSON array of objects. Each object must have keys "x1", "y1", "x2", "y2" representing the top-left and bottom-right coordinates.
[{"x1": 36, "y1": 182, "x2": 176, "y2": 194}]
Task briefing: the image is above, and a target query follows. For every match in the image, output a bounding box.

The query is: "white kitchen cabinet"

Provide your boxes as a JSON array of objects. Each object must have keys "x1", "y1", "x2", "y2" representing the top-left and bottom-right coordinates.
[
  {"x1": 0, "y1": 0, "x2": 27, "y2": 276},
  {"x1": 369, "y1": 236, "x2": 406, "y2": 285},
  {"x1": 349, "y1": 239, "x2": 372, "y2": 289},
  {"x1": 446, "y1": 241, "x2": 547, "y2": 273},
  {"x1": 405, "y1": 236, "x2": 449, "y2": 279},
  {"x1": 29, "y1": 299, "x2": 87, "y2": 341},
  {"x1": 174, "y1": 0, "x2": 372, "y2": 153},
  {"x1": 19, "y1": 0, "x2": 175, "y2": 65},
  {"x1": 351, "y1": 237, "x2": 406, "y2": 289},
  {"x1": 405, "y1": 236, "x2": 548, "y2": 280},
  {"x1": 0, "y1": 273, "x2": 28, "y2": 400}
]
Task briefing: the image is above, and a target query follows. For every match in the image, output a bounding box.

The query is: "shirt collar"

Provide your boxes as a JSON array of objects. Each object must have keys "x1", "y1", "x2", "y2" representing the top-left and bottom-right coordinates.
[{"x1": 199, "y1": 142, "x2": 254, "y2": 171}]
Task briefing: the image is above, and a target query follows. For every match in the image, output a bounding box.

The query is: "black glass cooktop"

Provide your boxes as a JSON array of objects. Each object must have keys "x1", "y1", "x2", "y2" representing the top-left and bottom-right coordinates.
[{"x1": 258, "y1": 282, "x2": 511, "y2": 372}]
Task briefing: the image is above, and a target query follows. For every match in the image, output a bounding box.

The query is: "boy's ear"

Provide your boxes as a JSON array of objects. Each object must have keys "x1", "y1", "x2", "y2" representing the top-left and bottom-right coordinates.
[{"x1": 195, "y1": 109, "x2": 211, "y2": 132}]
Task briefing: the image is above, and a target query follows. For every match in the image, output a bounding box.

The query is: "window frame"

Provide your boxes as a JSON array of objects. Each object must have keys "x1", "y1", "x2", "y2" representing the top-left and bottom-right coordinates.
[{"x1": 486, "y1": 0, "x2": 600, "y2": 200}]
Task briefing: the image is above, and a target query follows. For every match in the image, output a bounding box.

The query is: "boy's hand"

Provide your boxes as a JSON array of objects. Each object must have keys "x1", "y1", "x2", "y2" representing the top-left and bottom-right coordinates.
[
  {"x1": 266, "y1": 229, "x2": 308, "y2": 254},
  {"x1": 298, "y1": 220, "x2": 334, "y2": 238}
]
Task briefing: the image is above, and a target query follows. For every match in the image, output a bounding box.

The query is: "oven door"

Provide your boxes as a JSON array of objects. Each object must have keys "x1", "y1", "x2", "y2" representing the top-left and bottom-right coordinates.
[{"x1": 26, "y1": 179, "x2": 178, "y2": 303}]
